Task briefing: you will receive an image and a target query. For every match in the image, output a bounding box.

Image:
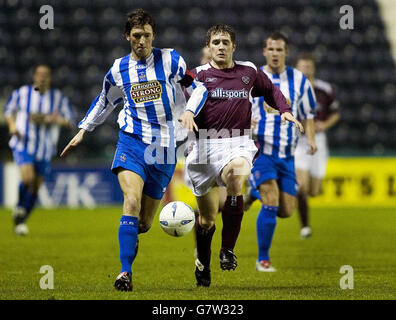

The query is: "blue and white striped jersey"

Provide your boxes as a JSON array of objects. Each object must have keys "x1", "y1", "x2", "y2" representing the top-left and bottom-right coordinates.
[
  {"x1": 78, "y1": 48, "x2": 206, "y2": 148},
  {"x1": 252, "y1": 66, "x2": 316, "y2": 158},
  {"x1": 4, "y1": 85, "x2": 73, "y2": 161}
]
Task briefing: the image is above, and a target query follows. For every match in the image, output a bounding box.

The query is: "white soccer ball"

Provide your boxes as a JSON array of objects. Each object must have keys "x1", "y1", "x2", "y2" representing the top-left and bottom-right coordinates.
[{"x1": 159, "y1": 201, "x2": 195, "y2": 237}]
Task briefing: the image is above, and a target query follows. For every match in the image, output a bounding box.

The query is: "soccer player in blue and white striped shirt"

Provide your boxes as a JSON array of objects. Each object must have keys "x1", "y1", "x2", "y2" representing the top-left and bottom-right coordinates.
[
  {"x1": 4, "y1": 64, "x2": 73, "y2": 235},
  {"x1": 247, "y1": 31, "x2": 317, "y2": 272},
  {"x1": 61, "y1": 9, "x2": 206, "y2": 291}
]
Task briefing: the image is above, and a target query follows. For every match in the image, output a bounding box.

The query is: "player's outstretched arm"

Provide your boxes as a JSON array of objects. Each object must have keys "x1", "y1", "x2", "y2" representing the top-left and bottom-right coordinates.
[
  {"x1": 60, "y1": 128, "x2": 86, "y2": 157},
  {"x1": 303, "y1": 118, "x2": 317, "y2": 155},
  {"x1": 46, "y1": 113, "x2": 72, "y2": 127},
  {"x1": 5, "y1": 115, "x2": 22, "y2": 140},
  {"x1": 178, "y1": 110, "x2": 198, "y2": 132},
  {"x1": 253, "y1": 69, "x2": 292, "y2": 115},
  {"x1": 281, "y1": 112, "x2": 305, "y2": 134},
  {"x1": 315, "y1": 112, "x2": 340, "y2": 132},
  {"x1": 178, "y1": 77, "x2": 207, "y2": 132}
]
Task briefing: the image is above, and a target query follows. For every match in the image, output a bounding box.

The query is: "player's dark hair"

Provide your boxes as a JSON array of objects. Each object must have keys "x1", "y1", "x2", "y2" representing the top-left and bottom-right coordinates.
[
  {"x1": 124, "y1": 8, "x2": 156, "y2": 35},
  {"x1": 264, "y1": 30, "x2": 289, "y2": 49},
  {"x1": 296, "y1": 52, "x2": 316, "y2": 64},
  {"x1": 206, "y1": 24, "x2": 236, "y2": 45}
]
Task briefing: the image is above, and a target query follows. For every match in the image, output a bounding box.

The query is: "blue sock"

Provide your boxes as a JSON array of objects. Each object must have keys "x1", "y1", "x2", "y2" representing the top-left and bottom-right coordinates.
[
  {"x1": 22, "y1": 190, "x2": 38, "y2": 222},
  {"x1": 256, "y1": 205, "x2": 278, "y2": 261},
  {"x1": 118, "y1": 215, "x2": 138, "y2": 274},
  {"x1": 17, "y1": 183, "x2": 28, "y2": 208}
]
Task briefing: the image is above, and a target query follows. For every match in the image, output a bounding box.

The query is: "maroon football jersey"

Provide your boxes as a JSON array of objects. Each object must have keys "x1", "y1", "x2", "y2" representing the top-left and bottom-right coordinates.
[
  {"x1": 190, "y1": 61, "x2": 291, "y2": 138},
  {"x1": 314, "y1": 79, "x2": 340, "y2": 122}
]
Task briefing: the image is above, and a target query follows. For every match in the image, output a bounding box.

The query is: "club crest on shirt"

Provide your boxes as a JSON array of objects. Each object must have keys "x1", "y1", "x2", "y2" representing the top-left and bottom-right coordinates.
[
  {"x1": 138, "y1": 73, "x2": 147, "y2": 82},
  {"x1": 130, "y1": 80, "x2": 162, "y2": 104},
  {"x1": 254, "y1": 171, "x2": 260, "y2": 179},
  {"x1": 241, "y1": 76, "x2": 250, "y2": 85},
  {"x1": 120, "y1": 153, "x2": 127, "y2": 162}
]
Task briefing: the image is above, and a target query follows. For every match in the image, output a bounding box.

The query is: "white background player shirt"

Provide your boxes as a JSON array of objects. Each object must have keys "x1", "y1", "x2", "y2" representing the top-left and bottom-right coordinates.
[
  {"x1": 4, "y1": 85, "x2": 73, "y2": 161},
  {"x1": 252, "y1": 66, "x2": 316, "y2": 158}
]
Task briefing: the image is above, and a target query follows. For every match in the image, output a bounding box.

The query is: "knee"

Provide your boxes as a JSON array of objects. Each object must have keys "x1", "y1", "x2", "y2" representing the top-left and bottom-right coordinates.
[
  {"x1": 21, "y1": 176, "x2": 35, "y2": 189},
  {"x1": 309, "y1": 187, "x2": 321, "y2": 197},
  {"x1": 259, "y1": 187, "x2": 278, "y2": 206},
  {"x1": 229, "y1": 158, "x2": 250, "y2": 174},
  {"x1": 298, "y1": 183, "x2": 309, "y2": 196},
  {"x1": 309, "y1": 191, "x2": 319, "y2": 197},
  {"x1": 225, "y1": 175, "x2": 244, "y2": 195},
  {"x1": 277, "y1": 205, "x2": 294, "y2": 218},
  {"x1": 199, "y1": 216, "x2": 216, "y2": 230},
  {"x1": 226, "y1": 160, "x2": 250, "y2": 190},
  {"x1": 124, "y1": 193, "x2": 141, "y2": 214},
  {"x1": 32, "y1": 179, "x2": 43, "y2": 194}
]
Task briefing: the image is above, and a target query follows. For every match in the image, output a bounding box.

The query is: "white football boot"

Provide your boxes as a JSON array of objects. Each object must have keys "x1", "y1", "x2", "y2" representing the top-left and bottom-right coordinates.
[
  {"x1": 14, "y1": 223, "x2": 29, "y2": 236},
  {"x1": 256, "y1": 260, "x2": 277, "y2": 272},
  {"x1": 300, "y1": 226, "x2": 312, "y2": 239}
]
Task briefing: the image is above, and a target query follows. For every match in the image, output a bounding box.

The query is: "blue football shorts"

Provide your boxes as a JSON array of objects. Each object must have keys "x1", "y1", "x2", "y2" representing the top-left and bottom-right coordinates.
[
  {"x1": 250, "y1": 153, "x2": 298, "y2": 197},
  {"x1": 111, "y1": 130, "x2": 176, "y2": 200},
  {"x1": 12, "y1": 148, "x2": 51, "y2": 178}
]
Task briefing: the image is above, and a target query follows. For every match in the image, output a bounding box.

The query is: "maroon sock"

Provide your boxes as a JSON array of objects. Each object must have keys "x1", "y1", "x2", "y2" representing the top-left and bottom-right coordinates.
[
  {"x1": 195, "y1": 219, "x2": 215, "y2": 268},
  {"x1": 221, "y1": 195, "x2": 244, "y2": 251},
  {"x1": 297, "y1": 192, "x2": 309, "y2": 227},
  {"x1": 193, "y1": 210, "x2": 199, "y2": 247}
]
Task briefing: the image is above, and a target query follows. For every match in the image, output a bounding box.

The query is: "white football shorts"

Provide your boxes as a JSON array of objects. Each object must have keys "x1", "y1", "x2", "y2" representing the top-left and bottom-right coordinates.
[
  {"x1": 295, "y1": 131, "x2": 329, "y2": 179},
  {"x1": 185, "y1": 135, "x2": 258, "y2": 197}
]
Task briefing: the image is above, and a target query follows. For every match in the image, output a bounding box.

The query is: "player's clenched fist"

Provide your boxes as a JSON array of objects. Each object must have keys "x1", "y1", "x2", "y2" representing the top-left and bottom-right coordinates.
[
  {"x1": 178, "y1": 110, "x2": 198, "y2": 132},
  {"x1": 306, "y1": 139, "x2": 318, "y2": 155},
  {"x1": 60, "y1": 128, "x2": 86, "y2": 157}
]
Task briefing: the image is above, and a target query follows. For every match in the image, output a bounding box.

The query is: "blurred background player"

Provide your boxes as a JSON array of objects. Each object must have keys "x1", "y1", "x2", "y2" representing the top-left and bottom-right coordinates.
[
  {"x1": 3, "y1": 64, "x2": 73, "y2": 235},
  {"x1": 179, "y1": 25, "x2": 302, "y2": 287},
  {"x1": 294, "y1": 52, "x2": 340, "y2": 238},
  {"x1": 61, "y1": 9, "x2": 206, "y2": 292},
  {"x1": 247, "y1": 31, "x2": 317, "y2": 272}
]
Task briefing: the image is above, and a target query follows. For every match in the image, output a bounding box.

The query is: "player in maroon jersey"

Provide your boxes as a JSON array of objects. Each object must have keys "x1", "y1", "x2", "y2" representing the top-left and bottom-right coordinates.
[
  {"x1": 294, "y1": 52, "x2": 340, "y2": 238},
  {"x1": 178, "y1": 24, "x2": 303, "y2": 287},
  {"x1": 183, "y1": 46, "x2": 228, "y2": 210}
]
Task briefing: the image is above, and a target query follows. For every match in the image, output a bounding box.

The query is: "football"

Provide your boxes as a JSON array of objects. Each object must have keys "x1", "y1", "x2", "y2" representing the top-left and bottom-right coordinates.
[{"x1": 159, "y1": 201, "x2": 195, "y2": 237}]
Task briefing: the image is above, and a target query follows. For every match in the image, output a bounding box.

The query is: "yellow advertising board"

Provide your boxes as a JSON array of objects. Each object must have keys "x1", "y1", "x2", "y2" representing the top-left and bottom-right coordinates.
[
  {"x1": 310, "y1": 158, "x2": 396, "y2": 207},
  {"x1": 165, "y1": 158, "x2": 396, "y2": 208}
]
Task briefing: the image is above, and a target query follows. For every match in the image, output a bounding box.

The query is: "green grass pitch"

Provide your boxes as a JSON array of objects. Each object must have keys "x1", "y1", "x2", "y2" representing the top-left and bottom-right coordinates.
[{"x1": 0, "y1": 205, "x2": 395, "y2": 300}]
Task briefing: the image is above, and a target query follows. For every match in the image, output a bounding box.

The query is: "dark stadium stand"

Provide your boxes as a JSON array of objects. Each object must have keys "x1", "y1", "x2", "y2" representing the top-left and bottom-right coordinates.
[{"x1": 1, "y1": 0, "x2": 395, "y2": 161}]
